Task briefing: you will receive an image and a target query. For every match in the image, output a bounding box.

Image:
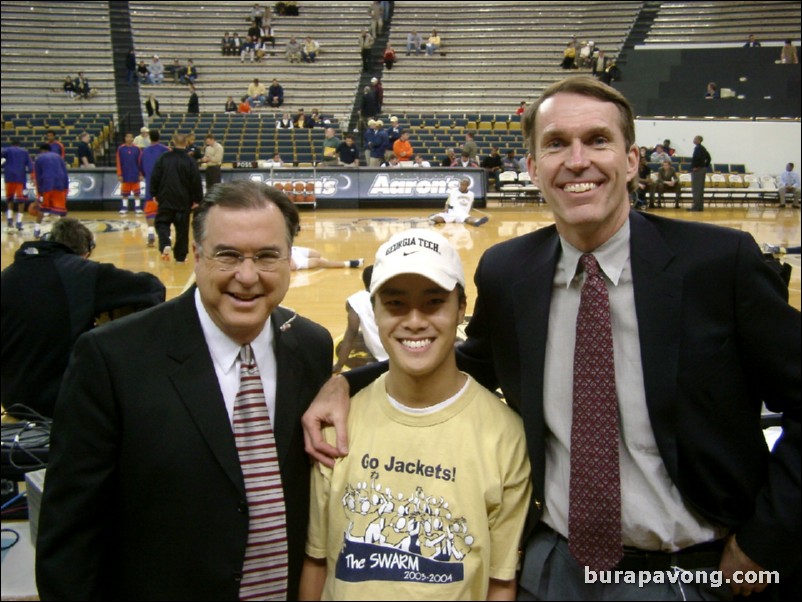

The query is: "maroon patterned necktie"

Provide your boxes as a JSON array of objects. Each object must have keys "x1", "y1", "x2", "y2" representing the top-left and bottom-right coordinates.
[
  {"x1": 233, "y1": 345, "x2": 288, "y2": 600},
  {"x1": 568, "y1": 254, "x2": 623, "y2": 571}
]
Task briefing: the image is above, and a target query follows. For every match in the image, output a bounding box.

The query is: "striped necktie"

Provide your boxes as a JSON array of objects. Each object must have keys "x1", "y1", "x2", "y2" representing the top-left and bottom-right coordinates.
[
  {"x1": 233, "y1": 344, "x2": 288, "y2": 600},
  {"x1": 568, "y1": 254, "x2": 623, "y2": 571}
]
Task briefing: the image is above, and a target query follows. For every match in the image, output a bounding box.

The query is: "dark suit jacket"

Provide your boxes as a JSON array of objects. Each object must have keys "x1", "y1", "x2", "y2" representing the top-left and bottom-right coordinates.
[
  {"x1": 36, "y1": 289, "x2": 332, "y2": 601},
  {"x1": 458, "y1": 210, "x2": 801, "y2": 572}
]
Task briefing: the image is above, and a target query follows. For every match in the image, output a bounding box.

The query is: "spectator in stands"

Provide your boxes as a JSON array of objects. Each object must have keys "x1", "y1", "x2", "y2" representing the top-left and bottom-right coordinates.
[
  {"x1": 45, "y1": 130, "x2": 66, "y2": 159},
  {"x1": 481, "y1": 146, "x2": 504, "y2": 191},
  {"x1": 145, "y1": 94, "x2": 160, "y2": 123},
  {"x1": 277, "y1": 112, "x2": 294, "y2": 128},
  {"x1": 251, "y1": 2, "x2": 264, "y2": 27},
  {"x1": 148, "y1": 56, "x2": 165, "y2": 85},
  {"x1": 261, "y1": 21, "x2": 276, "y2": 54},
  {"x1": 321, "y1": 128, "x2": 340, "y2": 166},
  {"x1": 165, "y1": 58, "x2": 183, "y2": 84},
  {"x1": 386, "y1": 116, "x2": 401, "y2": 158},
  {"x1": 780, "y1": 39, "x2": 799, "y2": 64},
  {"x1": 61, "y1": 75, "x2": 76, "y2": 98},
  {"x1": 275, "y1": 1, "x2": 288, "y2": 16},
  {"x1": 265, "y1": 153, "x2": 284, "y2": 167},
  {"x1": 383, "y1": 43, "x2": 396, "y2": 70},
  {"x1": 393, "y1": 130, "x2": 414, "y2": 162},
  {"x1": 502, "y1": 149, "x2": 520, "y2": 172},
  {"x1": 74, "y1": 72, "x2": 92, "y2": 99},
  {"x1": 135, "y1": 61, "x2": 149, "y2": 84},
  {"x1": 654, "y1": 159, "x2": 681, "y2": 209},
  {"x1": 462, "y1": 131, "x2": 478, "y2": 162},
  {"x1": 412, "y1": 154, "x2": 431, "y2": 168},
  {"x1": 705, "y1": 82, "x2": 720, "y2": 99},
  {"x1": 778, "y1": 162, "x2": 801, "y2": 208},
  {"x1": 231, "y1": 33, "x2": 242, "y2": 56},
  {"x1": 662, "y1": 138, "x2": 676, "y2": 156},
  {"x1": 406, "y1": 30, "x2": 423, "y2": 56},
  {"x1": 133, "y1": 127, "x2": 151, "y2": 149},
  {"x1": 307, "y1": 109, "x2": 322, "y2": 129},
  {"x1": 238, "y1": 96, "x2": 252, "y2": 114},
  {"x1": 267, "y1": 78, "x2": 284, "y2": 108},
  {"x1": 601, "y1": 60, "x2": 621, "y2": 84},
  {"x1": 76, "y1": 132, "x2": 95, "y2": 168},
  {"x1": 561, "y1": 41, "x2": 577, "y2": 69},
  {"x1": 360, "y1": 29, "x2": 375, "y2": 70},
  {"x1": 247, "y1": 19, "x2": 261, "y2": 43},
  {"x1": 370, "y1": 120, "x2": 389, "y2": 167},
  {"x1": 222, "y1": 32, "x2": 232, "y2": 55},
  {"x1": 286, "y1": 36, "x2": 302, "y2": 63},
  {"x1": 294, "y1": 108, "x2": 308, "y2": 128},
  {"x1": 369, "y1": 1, "x2": 383, "y2": 37},
  {"x1": 240, "y1": 35, "x2": 257, "y2": 63},
  {"x1": 426, "y1": 29, "x2": 441, "y2": 56},
  {"x1": 126, "y1": 48, "x2": 137, "y2": 86},
  {"x1": 247, "y1": 78, "x2": 267, "y2": 107},
  {"x1": 187, "y1": 84, "x2": 200, "y2": 114},
  {"x1": 302, "y1": 36, "x2": 320, "y2": 63},
  {"x1": 577, "y1": 40, "x2": 594, "y2": 68},
  {"x1": 441, "y1": 148, "x2": 457, "y2": 167},
  {"x1": 1, "y1": 217, "x2": 165, "y2": 420},
  {"x1": 285, "y1": 1, "x2": 299, "y2": 16},
  {"x1": 180, "y1": 59, "x2": 198, "y2": 85},
  {"x1": 650, "y1": 144, "x2": 672, "y2": 163},
  {"x1": 591, "y1": 49, "x2": 609, "y2": 79},
  {"x1": 359, "y1": 85, "x2": 380, "y2": 122},
  {"x1": 743, "y1": 34, "x2": 761, "y2": 48},
  {"x1": 371, "y1": 77, "x2": 384, "y2": 112},
  {"x1": 381, "y1": 156, "x2": 401, "y2": 169},
  {"x1": 633, "y1": 154, "x2": 651, "y2": 209},
  {"x1": 452, "y1": 150, "x2": 479, "y2": 168},
  {"x1": 516, "y1": 101, "x2": 527, "y2": 116},
  {"x1": 224, "y1": 96, "x2": 237, "y2": 113},
  {"x1": 336, "y1": 133, "x2": 360, "y2": 167},
  {"x1": 330, "y1": 265, "x2": 388, "y2": 374},
  {"x1": 363, "y1": 119, "x2": 378, "y2": 164}
]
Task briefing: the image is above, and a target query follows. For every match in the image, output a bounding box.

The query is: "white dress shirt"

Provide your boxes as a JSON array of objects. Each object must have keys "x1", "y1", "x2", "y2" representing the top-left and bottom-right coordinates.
[{"x1": 195, "y1": 289, "x2": 279, "y2": 425}]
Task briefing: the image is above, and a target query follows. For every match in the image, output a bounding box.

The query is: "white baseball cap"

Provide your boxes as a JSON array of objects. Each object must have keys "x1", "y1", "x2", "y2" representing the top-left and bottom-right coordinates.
[{"x1": 370, "y1": 229, "x2": 465, "y2": 295}]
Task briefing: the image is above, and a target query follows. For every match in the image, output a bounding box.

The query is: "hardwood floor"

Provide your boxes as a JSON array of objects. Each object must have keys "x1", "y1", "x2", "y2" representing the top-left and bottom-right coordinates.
[{"x1": 2, "y1": 204, "x2": 799, "y2": 340}]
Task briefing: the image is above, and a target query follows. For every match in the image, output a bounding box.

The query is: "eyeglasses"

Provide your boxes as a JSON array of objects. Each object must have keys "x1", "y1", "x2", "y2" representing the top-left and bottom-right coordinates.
[{"x1": 206, "y1": 249, "x2": 288, "y2": 272}]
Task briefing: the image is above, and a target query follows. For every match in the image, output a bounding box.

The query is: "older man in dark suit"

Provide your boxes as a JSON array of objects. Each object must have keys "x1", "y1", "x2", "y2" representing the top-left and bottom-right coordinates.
[
  {"x1": 36, "y1": 182, "x2": 332, "y2": 600},
  {"x1": 303, "y1": 76, "x2": 800, "y2": 600}
]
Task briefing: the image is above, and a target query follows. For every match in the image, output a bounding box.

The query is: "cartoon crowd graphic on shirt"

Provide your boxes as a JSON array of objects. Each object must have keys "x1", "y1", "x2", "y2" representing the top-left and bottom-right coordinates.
[{"x1": 334, "y1": 469, "x2": 472, "y2": 584}]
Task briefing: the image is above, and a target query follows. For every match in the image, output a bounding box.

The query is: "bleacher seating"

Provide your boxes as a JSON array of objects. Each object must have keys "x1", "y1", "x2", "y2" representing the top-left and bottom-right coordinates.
[
  {"x1": 0, "y1": 1, "x2": 117, "y2": 114},
  {"x1": 644, "y1": 2, "x2": 800, "y2": 46},
  {"x1": 127, "y1": 1, "x2": 373, "y2": 122},
  {"x1": 1, "y1": 112, "x2": 116, "y2": 166},
  {"x1": 379, "y1": 1, "x2": 641, "y2": 114}
]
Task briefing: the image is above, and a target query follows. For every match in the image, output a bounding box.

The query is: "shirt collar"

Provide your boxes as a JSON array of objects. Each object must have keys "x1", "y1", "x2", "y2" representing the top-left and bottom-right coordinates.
[
  {"x1": 558, "y1": 218, "x2": 631, "y2": 288},
  {"x1": 194, "y1": 288, "x2": 274, "y2": 374}
]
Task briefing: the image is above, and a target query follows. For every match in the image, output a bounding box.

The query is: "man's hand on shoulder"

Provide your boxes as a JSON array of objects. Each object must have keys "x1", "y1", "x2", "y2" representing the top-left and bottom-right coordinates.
[{"x1": 302, "y1": 374, "x2": 351, "y2": 468}]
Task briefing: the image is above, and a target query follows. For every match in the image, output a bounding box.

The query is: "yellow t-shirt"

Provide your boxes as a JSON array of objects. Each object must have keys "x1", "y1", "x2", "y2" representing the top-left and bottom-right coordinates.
[{"x1": 306, "y1": 374, "x2": 532, "y2": 600}]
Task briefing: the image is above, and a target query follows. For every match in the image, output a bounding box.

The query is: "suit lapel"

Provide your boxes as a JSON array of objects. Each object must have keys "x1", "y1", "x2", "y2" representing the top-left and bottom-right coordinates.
[
  {"x1": 629, "y1": 211, "x2": 682, "y2": 475},
  {"x1": 167, "y1": 291, "x2": 245, "y2": 495},
  {"x1": 512, "y1": 228, "x2": 561, "y2": 491},
  {"x1": 271, "y1": 307, "x2": 304, "y2": 466}
]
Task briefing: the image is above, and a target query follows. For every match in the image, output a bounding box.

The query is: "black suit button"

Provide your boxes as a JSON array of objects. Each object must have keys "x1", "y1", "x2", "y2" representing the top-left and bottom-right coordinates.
[
  {"x1": 233, "y1": 571, "x2": 243, "y2": 582},
  {"x1": 238, "y1": 501, "x2": 247, "y2": 513}
]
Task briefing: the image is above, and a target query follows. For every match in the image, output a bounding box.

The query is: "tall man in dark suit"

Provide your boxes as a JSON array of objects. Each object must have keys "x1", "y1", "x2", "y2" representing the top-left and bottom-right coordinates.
[
  {"x1": 302, "y1": 76, "x2": 800, "y2": 599},
  {"x1": 36, "y1": 182, "x2": 333, "y2": 600},
  {"x1": 689, "y1": 134, "x2": 711, "y2": 212}
]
